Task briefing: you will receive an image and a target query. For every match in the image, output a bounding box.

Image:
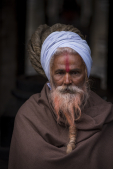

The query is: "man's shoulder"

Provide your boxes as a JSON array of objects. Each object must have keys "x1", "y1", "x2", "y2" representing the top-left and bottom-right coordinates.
[
  {"x1": 88, "y1": 90, "x2": 112, "y2": 107},
  {"x1": 16, "y1": 83, "x2": 51, "y2": 120},
  {"x1": 16, "y1": 93, "x2": 41, "y2": 118}
]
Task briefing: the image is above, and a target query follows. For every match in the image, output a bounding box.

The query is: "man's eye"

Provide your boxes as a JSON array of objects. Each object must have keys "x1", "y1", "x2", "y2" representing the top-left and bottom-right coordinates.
[
  {"x1": 56, "y1": 72, "x2": 64, "y2": 75},
  {"x1": 71, "y1": 71, "x2": 78, "y2": 75}
]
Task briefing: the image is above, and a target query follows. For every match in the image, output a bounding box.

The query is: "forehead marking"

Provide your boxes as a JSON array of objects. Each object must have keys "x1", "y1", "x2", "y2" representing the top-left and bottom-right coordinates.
[{"x1": 65, "y1": 53, "x2": 70, "y2": 72}]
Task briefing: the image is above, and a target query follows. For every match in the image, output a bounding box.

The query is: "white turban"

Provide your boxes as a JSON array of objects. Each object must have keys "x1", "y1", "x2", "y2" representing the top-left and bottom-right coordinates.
[{"x1": 41, "y1": 31, "x2": 92, "y2": 81}]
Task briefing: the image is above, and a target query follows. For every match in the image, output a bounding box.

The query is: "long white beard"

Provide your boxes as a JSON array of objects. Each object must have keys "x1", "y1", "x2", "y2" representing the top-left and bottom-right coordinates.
[
  {"x1": 50, "y1": 84, "x2": 89, "y2": 125},
  {"x1": 50, "y1": 82, "x2": 89, "y2": 154}
]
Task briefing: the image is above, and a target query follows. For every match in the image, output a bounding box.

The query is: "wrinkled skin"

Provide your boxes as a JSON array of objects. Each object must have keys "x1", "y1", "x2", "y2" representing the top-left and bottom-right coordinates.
[{"x1": 51, "y1": 52, "x2": 86, "y2": 89}]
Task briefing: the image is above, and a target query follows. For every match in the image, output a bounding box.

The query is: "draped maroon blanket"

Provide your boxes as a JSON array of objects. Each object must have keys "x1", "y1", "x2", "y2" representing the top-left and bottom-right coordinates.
[{"x1": 8, "y1": 83, "x2": 113, "y2": 169}]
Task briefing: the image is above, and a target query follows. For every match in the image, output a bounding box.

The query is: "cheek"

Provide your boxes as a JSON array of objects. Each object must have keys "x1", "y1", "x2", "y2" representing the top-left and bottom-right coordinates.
[
  {"x1": 52, "y1": 75, "x2": 64, "y2": 87},
  {"x1": 73, "y1": 74, "x2": 86, "y2": 86}
]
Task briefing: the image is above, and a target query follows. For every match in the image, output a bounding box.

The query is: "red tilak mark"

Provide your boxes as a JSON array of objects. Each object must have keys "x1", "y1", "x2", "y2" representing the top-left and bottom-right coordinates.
[{"x1": 65, "y1": 54, "x2": 70, "y2": 72}]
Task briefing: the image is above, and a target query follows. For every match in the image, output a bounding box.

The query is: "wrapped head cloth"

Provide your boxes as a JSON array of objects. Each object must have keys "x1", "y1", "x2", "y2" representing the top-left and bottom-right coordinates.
[{"x1": 41, "y1": 31, "x2": 92, "y2": 81}]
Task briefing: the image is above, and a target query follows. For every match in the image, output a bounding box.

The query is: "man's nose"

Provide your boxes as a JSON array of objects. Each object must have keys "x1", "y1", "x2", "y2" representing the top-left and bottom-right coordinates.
[{"x1": 64, "y1": 73, "x2": 72, "y2": 85}]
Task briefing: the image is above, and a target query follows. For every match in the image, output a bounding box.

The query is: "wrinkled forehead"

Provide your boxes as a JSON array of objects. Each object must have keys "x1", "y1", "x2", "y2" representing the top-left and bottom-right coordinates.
[{"x1": 51, "y1": 50, "x2": 87, "y2": 72}]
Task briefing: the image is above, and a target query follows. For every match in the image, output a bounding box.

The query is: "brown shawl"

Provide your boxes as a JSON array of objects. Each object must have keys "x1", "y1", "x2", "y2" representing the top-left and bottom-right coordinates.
[{"x1": 8, "y1": 83, "x2": 113, "y2": 169}]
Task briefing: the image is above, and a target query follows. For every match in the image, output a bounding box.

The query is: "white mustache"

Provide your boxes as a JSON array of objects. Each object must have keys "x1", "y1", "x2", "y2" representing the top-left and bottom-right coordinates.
[{"x1": 56, "y1": 85, "x2": 84, "y2": 94}]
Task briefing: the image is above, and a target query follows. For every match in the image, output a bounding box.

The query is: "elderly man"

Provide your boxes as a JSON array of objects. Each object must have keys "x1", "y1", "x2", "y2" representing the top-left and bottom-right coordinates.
[{"x1": 8, "y1": 24, "x2": 113, "y2": 169}]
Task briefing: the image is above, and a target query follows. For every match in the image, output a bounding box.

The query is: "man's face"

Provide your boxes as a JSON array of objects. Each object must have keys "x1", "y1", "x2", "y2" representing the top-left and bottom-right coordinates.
[
  {"x1": 51, "y1": 52, "x2": 86, "y2": 89},
  {"x1": 50, "y1": 51, "x2": 89, "y2": 126}
]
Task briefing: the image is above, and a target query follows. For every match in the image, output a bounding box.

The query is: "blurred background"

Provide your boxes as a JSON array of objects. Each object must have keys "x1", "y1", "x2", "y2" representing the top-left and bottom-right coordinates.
[{"x1": 0, "y1": 0, "x2": 112, "y2": 168}]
